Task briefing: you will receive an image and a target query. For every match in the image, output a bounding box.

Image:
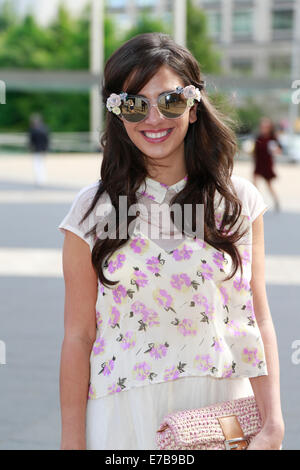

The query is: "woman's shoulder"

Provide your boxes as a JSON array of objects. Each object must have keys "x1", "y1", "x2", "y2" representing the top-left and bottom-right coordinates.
[
  {"x1": 72, "y1": 180, "x2": 109, "y2": 207},
  {"x1": 230, "y1": 174, "x2": 269, "y2": 222}
]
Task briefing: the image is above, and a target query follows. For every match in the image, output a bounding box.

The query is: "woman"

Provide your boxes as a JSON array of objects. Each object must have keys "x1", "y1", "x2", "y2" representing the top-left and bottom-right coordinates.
[
  {"x1": 58, "y1": 33, "x2": 284, "y2": 450},
  {"x1": 253, "y1": 117, "x2": 282, "y2": 211}
]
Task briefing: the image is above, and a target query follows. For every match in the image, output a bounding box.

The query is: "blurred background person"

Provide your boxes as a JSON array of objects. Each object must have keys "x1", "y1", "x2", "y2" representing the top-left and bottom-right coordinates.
[
  {"x1": 28, "y1": 113, "x2": 50, "y2": 187},
  {"x1": 252, "y1": 117, "x2": 283, "y2": 211}
]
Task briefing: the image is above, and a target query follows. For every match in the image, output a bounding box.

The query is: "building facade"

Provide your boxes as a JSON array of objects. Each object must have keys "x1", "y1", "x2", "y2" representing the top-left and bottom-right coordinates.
[
  {"x1": 195, "y1": 0, "x2": 299, "y2": 78},
  {"x1": 107, "y1": 0, "x2": 299, "y2": 79}
]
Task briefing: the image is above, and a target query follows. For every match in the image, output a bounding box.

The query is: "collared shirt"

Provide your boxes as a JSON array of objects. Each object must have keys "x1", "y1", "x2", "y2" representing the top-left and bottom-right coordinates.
[{"x1": 58, "y1": 174, "x2": 269, "y2": 400}]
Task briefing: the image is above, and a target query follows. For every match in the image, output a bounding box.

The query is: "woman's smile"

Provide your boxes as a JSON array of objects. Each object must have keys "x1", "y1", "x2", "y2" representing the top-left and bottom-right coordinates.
[{"x1": 140, "y1": 128, "x2": 174, "y2": 143}]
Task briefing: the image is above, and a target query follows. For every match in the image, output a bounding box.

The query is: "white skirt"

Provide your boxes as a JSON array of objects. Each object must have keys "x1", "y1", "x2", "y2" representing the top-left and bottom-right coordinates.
[{"x1": 86, "y1": 375, "x2": 254, "y2": 450}]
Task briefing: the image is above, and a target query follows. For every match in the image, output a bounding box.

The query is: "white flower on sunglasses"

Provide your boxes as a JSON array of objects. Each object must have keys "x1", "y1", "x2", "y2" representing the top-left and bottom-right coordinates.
[
  {"x1": 183, "y1": 85, "x2": 202, "y2": 106},
  {"x1": 106, "y1": 93, "x2": 122, "y2": 112}
]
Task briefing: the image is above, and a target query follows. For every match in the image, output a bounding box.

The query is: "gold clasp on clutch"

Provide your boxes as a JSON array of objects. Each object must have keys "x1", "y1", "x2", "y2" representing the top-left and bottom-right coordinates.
[{"x1": 224, "y1": 437, "x2": 249, "y2": 450}]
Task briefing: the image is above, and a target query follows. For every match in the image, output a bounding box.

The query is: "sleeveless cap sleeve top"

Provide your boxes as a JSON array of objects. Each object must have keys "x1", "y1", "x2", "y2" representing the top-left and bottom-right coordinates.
[{"x1": 58, "y1": 174, "x2": 269, "y2": 400}]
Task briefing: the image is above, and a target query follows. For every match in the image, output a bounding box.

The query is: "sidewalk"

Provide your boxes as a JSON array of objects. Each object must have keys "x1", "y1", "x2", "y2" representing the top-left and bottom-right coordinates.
[{"x1": 0, "y1": 153, "x2": 299, "y2": 212}]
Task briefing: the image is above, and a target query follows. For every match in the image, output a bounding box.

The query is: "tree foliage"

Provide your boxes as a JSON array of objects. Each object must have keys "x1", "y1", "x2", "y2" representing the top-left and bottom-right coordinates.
[{"x1": 186, "y1": 0, "x2": 221, "y2": 74}]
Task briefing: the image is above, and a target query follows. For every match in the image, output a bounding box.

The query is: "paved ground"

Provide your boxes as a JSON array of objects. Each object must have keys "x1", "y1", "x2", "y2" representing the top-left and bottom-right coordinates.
[{"x1": 0, "y1": 153, "x2": 299, "y2": 449}]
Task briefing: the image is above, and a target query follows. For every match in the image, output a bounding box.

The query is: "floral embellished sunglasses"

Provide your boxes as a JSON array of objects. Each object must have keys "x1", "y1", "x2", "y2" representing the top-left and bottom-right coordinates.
[{"x1": 106, "y1": 82, "x2": 205, "y2": 123}]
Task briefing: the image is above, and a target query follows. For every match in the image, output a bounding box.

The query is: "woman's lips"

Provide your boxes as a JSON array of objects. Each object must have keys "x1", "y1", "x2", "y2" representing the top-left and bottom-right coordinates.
[{"x1": 140, "y1": 128, "x2": 174, "y2": 143}]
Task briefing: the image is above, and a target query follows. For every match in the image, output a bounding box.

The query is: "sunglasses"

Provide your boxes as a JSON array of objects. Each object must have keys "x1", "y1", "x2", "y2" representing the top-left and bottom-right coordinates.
[{"x1": 106, "y1": 82, "x2": 205, "y2": 123}]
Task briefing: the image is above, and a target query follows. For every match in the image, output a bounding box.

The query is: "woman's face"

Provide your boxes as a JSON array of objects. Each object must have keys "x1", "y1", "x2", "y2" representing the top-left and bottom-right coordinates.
[
  {"x1": 120, "y1": 65, "x2": 197, "y2": 167},
  {"x1": 260, "y1": 118, "x2": 273, "y2": 136}
]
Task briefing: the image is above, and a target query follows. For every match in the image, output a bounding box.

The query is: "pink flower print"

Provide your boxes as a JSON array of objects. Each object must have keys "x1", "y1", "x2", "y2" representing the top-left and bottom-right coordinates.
[
  {"x1": 194, "y1": 238, "x2": 207, "y2": 249},
  {"x1": 233, "y1": 276, "x2": 250, "y2": 292},
  {"x1": 219, "y1": 286, "x2": 229, "y2": 306},
  {"x1": 212, "y1": 336, "x2": 224, "y2": 352},
  {"x1": 130, "y1": 236, "x2": 149, "y2": 255},
  {"x1": 108, "y1": 306, "x2": 120, "y2": 328},
  {"x1": 225, "y1": 320, "x2": 247, "y2": 337},
  {"x1": 98, "y1": 280, "x2": 104, "y2": 295},
  {"x1": 192, "y1": 293, "x2": 209, "y2": 306},
  {"x1": 170, "y1": 273, "x2": 191, "y2": 292},
  {"x1": 194, "y1": 354, "x2": 214, "y2": 372},
  {"x1": 119, "y1": 331, "x2": 136, "y2": 351},
  {"x1": 244, "y1": 299, "x2": 254, "y2": 317},
  {"x1": 108, "y1": 253, "x2": 126, "y2": 273},
  {"x1": 146, "y1": 255, "x2": 163, "y2": 275},
  {"x1": 242, "y1": 347, "x2": 263, "y2": 367},
  {"x1": 221, "y1": 362, "x2": 235, "y2": 378},
  {"x1": 133, "y1": 362, "x2": 151, "y2": 381},
  {"x1": 172, "y1": 244, "x2": 193, "y2": 261},
  {"x1": 131, "y1": 300, "x2": 146, "y2": 314},
  {"x1": 153, "y1": 288, "x2": 175, "y2": 313},
  {"x1": 213, "y1": 251, "x2": 226, "y2": 271},
  {"x1": 163, "y1": 362, "x2": 186, "y2": 381},
  {"x1": 93, "y1": 337, "x2": 106, "y2": 355},
  {"x1": 150, "y1": 343, "x2": 168, "y2": 359},
  {"x1": 108, "y1": 377, "x2": 126, "y2": 395},
  {"x1": 242, "y1": 249, "x2": 250, "y2": 266},
  {"x1": 112, "y1": 284, "x2": 127, "y2": 304},
  {"x1": 215, "y1": 212, "x2": 222, "y2": 230},
  {"x1": 96, "y1": 310, "x2": 103, "y2": 331},
  {"x1": 99, "y1": 356, "x2": 116, "y2": 376},
  {"x1": 108, "y1": 383, "x2": 122, "y2": 395},
  {"x1": 140, "y1": 190, "x2": 156, "y2": 201},
  {"x1": 88, "y1": 384, "x2": 96, "y2": 399},
  {"x1": 242, "y1": 299, "x2": 256, "y2": 326},
  {"x1": 131, "y1": 268, "x2": 149, "y2": 290},
  {"x1": 130, "y1": 301, "x2": 160, "y2": 329},
  {"x1": 197, "y1": 261, "x2": 213, "y2": 282},
  {"x1": 141, "y1": 308, "x2": 160, "y2": 328},
  {"x1": 192, "y1": 293, "x2": 215, "y2": 322},
  {"x1": 178, "y1": 318, "x2": 198, "y2": 337}
]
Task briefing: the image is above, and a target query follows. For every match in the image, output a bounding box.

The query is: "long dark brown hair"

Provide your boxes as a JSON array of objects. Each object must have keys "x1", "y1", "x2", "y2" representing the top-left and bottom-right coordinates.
[{"x1": 79, "y1": 32, "x2": 248, "y2": 288}]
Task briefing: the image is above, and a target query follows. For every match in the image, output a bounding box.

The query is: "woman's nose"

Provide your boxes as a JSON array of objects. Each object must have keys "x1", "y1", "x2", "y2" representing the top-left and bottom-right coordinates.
[{"x1": 144, "y1": 104, "x2": 164, "y2": 123}]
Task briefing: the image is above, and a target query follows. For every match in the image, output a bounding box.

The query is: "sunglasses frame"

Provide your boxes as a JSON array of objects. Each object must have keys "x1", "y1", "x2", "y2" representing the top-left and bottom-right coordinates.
[
  {"x1": 120, "y1": 90, "x2": 191, "y2": 123},
  {"x1": 106, "y1": 80, "x2": 206, "y2": 123}
]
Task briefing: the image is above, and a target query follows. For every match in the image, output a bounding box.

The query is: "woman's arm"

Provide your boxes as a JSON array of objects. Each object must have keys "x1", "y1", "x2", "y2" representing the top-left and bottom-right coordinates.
[
  {"x1": 248, "y1": 213, "x2": 285, "y2": 449},
  {"x1": 60, "y1": 231, "x2": 98, "y2": 450}
]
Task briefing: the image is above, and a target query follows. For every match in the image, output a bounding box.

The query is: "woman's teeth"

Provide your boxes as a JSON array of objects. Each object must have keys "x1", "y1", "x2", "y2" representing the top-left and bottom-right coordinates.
[{"x1": 143, "y1": 130, "x2": 171, "y2": 139}]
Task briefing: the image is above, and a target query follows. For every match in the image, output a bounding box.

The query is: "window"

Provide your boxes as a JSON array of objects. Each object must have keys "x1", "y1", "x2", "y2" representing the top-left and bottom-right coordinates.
[
  {"x1": 232, "y1": 10, "x2": 253, "y2": 39},
  {"x1": 272, "y1": 9, "x2": 294, "y2": 39},
  {"x1": 272, "y1": 9, "x2": 294, "y2": 30}
]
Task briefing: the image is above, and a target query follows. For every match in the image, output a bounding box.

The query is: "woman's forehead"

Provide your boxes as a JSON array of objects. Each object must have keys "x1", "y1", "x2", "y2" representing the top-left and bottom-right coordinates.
[{"x1": 123, "y1": 65, "x2": 184, "y2": 95}]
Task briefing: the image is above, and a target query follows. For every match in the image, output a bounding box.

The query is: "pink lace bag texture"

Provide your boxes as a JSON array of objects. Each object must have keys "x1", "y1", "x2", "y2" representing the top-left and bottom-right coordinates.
[{"x1": 156, "y1": 395, "x2": 262, "y2": 450}]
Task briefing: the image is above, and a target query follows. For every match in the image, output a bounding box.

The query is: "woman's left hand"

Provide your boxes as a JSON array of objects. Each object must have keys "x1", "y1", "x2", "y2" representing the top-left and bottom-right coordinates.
[{"x1": 246, "y1": 423, "x2": 284, "y2": 450}]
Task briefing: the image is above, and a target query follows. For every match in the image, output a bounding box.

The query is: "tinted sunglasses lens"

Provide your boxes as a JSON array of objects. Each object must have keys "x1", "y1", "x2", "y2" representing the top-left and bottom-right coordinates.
[
  {"x1": 120, "y1": 97, "x2": 148, "y2": 122},
  {"x1": 158, "y1": 92, "x2": 187, "y2": 118}
]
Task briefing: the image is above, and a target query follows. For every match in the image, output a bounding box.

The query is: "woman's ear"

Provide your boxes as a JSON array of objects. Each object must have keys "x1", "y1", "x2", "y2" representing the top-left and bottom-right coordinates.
[{"x1": 189, "y1": 104, "x2": 198, "y2": 124}]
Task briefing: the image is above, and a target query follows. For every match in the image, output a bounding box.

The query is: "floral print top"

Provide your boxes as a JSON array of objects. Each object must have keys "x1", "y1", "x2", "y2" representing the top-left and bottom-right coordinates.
[{"x1": 58, "y1": 174, "x2": 269, "y2": 400}]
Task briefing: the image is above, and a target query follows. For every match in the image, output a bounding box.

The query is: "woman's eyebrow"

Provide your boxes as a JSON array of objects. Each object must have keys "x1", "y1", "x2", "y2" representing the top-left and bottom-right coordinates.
[{"x1": 134, "y1": 89, "x2": 176, "y2": 98}]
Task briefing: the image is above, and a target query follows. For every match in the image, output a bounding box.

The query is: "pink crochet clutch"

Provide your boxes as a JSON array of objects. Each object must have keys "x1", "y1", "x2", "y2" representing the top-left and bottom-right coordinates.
[{"x1": 156, "y1": 395, "x2": 262, "y2": 450}]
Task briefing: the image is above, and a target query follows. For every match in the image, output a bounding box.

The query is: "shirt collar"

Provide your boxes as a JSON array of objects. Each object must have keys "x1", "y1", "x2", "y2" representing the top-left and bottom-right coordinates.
[{"x1": 136, "y1": 175, "x2": 188, "y2": 203}]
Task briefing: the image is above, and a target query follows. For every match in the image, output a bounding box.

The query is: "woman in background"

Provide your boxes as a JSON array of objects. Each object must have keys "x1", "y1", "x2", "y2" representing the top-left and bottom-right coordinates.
[{"x1": 252, "y1": 117, "x2": 282, "y2": 211}]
